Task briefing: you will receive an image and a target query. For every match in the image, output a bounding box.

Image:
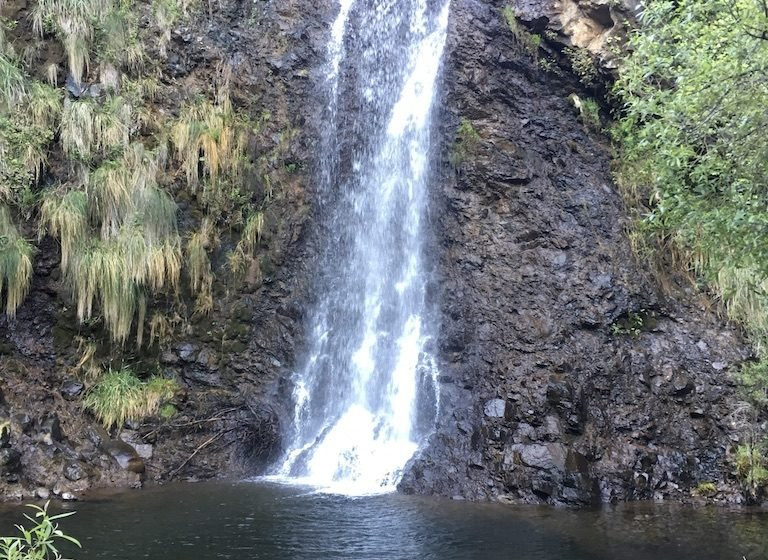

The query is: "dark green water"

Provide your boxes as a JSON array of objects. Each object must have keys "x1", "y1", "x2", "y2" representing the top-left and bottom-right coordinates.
[{"x1": 1, "y1": 482, "x2": 766, "y2": 559}]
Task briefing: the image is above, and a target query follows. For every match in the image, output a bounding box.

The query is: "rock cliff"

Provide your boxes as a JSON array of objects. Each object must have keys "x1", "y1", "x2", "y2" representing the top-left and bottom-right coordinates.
[
  {"x1": 399, "y1": 0, "x2": 755, "y2": 505},
  {"x1": 0, "y1": 0, "x2": 759, "y2": 506}
]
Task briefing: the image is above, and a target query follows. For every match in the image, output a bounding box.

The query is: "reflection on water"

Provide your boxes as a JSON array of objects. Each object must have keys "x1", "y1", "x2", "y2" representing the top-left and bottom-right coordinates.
[{"x1": 0, "y1": 482, "x2": 765, "y2": 559}]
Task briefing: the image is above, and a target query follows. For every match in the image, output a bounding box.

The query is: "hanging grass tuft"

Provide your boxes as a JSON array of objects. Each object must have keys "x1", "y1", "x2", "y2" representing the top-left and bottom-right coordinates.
[
  {"x1": 39, "y1": 190, "x2": 89, "y2": 272},
  {"x1": 60, "y1": 96, "x2": 132, "y2": 161},
  {"x1": 31, "y1": 0, "x2": 115, "y2": 84},
  {"x1": 64, "y1": 226, "x2": 181, "y2": 344},
  {"x1": 228, "y1": 211, "x2": 263, "y2": 284},
  {"x1": 171, "y1": 90, "x2": 250, "y2": 211},
  {"x1": 0, "y1": 205, "x2": 34, "y2": 318}
]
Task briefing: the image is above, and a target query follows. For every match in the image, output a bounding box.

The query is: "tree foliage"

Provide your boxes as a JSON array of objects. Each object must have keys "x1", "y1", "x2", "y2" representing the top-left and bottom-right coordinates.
[{"x1": 614, "y1": 0, "x2": 768, "y2": 354}]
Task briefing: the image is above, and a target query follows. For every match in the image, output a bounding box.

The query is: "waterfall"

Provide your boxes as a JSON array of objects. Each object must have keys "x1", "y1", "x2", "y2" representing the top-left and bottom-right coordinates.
[{"x1": 274, "y1": 0, "x2": 450, "y2": 495}]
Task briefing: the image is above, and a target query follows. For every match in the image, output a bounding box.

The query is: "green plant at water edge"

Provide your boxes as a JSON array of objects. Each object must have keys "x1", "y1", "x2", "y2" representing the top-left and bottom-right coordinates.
[
  {"x1": 613, "y1": 0, "x2": 768, "y2": 360},
  {"x1": 83, "y1": 367, "x2": 144, "y2": 429},
  {"x1": 0, "y1": 205, "x2": 34, "y2": 318},
  {"x1": 0, "y1": 501, "x2": 80, "y2": 560},
  {"x1": 450, "y1": 118, "x2": 481, "y2": 167},
  {"x1": 735, "y1": 441, "x2": 768, "y2": 492},
  {"x1": 692, "y1": 481, "x2": 717, "y2": 497},
  {"x1": 83, "y1": 367, "x2": 179, "y2": 429}
]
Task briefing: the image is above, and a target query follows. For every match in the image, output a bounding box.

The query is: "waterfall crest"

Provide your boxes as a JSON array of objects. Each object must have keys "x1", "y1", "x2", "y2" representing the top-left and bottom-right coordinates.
[{"x1": 274, "y1": 0, "x2": 450, "y2": 495}]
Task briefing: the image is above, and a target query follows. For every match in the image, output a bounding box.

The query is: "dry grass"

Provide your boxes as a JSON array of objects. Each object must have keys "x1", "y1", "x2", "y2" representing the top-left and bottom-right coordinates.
[
  {"x1": 74, "y1": 335, "x2": 102, "y2": 379},
  {"x1": 186, "y1": 217, "x2": 217, "y2": 314},
  {"x1": 149, "y1": 311, "x2": 182, "y2": 347},
  {"x1": 171, "y1": 90, "x2": 249, "y2": 209},
  {"x1": 39, "y1": 190, "x2": 89, "y2": 271},
  {"x1": 228, "y1": 211, "x2": 263, "y2": 283}
]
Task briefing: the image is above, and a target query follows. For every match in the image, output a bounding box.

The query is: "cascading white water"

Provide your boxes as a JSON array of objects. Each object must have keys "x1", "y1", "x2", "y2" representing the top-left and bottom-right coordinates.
[{"x1": 273, "y1": 0, "x2": 450, "y2": 495}]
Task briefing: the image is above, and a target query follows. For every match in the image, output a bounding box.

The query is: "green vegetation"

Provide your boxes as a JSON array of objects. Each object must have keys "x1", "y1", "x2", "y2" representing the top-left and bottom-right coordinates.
[
  {"x1": 610, "y1": 310, "x2": 646, "y2": 337},
  {"x1": 735, "y1": 441, "x2": 768, "y2": 492},
  {"x1": 614, "y1": 0, "x2": 768, "y2": 365},
  {"x1": 82, "y1": 367, "x2": 178, "y2": 429},
  {"x1": 501, "y1": 5, "x2": 541, "y2": 58},
  {"x1": 564, "y1": 46, "x2": 599, "y2": 89},
  {"x1": 0, "y1": 502, "x2": 80, "y2": 560},
  {"x1": 0, "y1": 0, "x2": 275, "y2": 348},
  {"x1": 450, "y1": 118, "x2": 481, "y2": 168},
  {"x1": 568, "y1": 94, "x2": 601, "y2": 131},
  {"x1": 692, "y1": 481, "x2": 718, "y2": 497},
  {"x1": 0, "y1": 206, "x2": 34, "y2": 318}
]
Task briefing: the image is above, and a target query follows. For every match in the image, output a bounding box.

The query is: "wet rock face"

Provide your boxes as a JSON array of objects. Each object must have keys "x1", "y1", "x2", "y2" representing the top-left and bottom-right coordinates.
[{"x1": 399, "y1": 0, "x2": 754, "y2": 505}]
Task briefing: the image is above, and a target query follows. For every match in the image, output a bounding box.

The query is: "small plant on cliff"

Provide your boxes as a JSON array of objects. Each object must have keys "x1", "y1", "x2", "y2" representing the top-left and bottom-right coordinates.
[
  {"x1": 692, "y1": 481, "x2": 718, "y2": 497},
  {"x1": 610, "y1": 310, "x2": 645, "y2": 337},
  {"x1": 450, "y1": 118, "x2": 481, "y2": 168},
  {"x1": 564, "y1": 46, "x2": 600, "y2": 89},
  {"x1": 502, "y1": 5, "x2": 541, "y2": 58},
  {"x1": 568, "y1": 94, "x2": 601, "y2": 131},
  {"x1": 0, "y1": 501, "x2": 80, "y2": 560}
]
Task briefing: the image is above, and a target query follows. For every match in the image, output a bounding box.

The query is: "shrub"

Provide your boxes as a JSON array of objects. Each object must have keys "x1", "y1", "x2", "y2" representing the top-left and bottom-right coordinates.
[
  {"x1": 39, "y1": 191, "x2": 89, "y2": 271},
  {"x1": 613, "y1": 0, "x2": 768, "y2": 359},
  {"x1": 0, "y1": 501, "x2": 80, "y2": 560}
]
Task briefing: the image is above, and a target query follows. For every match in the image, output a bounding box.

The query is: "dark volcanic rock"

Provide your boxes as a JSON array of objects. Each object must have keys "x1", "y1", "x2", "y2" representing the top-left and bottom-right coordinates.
[{"x1": 399, "y1": 0, "x2": 755, "y2": 506}]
